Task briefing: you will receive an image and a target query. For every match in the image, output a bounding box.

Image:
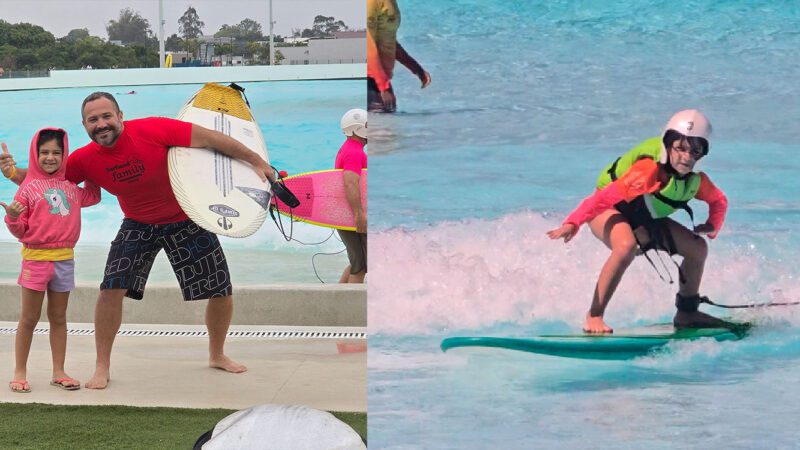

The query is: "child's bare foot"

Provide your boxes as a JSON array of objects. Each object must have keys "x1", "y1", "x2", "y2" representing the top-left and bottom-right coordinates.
[
  {"x1": 209, "y1": 355, "x2": 247, "y2": 373},
  {"x1": 85, "y1": 368, "x2": 110, "y2": 389},
  {"x1": 583, "y1": 313, "x2": 613, "y2": 334}
]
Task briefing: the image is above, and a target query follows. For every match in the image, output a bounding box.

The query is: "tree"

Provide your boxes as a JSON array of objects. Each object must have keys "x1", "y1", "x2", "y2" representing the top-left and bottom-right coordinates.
[
  {"x1": 235, "y1": 18, "x2": 263, "y2": 41},
  {"x1": 106, "y1": 8, "x2": 152, "y2": 44},
  {"x1": 0, "y1": 18, "x2": 163, "y2": 70},
  {"x1": 178, "y1": 6, "x2": 204, "y2": 57},
  {"x1": 295, "y1": 15, "x2": 350, "y2": 38},
  {"x1": 214, "y1": 19, "x2": 264, "y2": 42},
  {"x1": 178, "y1": 6, "x2": 204, "y2": 40},
  {"x1": 0, "y1": 21, "x2": 56, "y2": 48},
  {"x1": 0, "y1": 44, "x2": 18, "y2": 69},
  {"x1": 165, "y1": 33, "x2": 184, "y2": 52},
  {"x1": 245, "y1": 41, "x2": 270, "y2": 64},
  {"x1": 214, "y1": 43, "x2": 234, "y2": 56},
  {"x1": 312, "y1": 15, "x2": 348, "y2": 37},
  {"x1": 63, "y1": 28, "x2": 90, "y2": 43}
]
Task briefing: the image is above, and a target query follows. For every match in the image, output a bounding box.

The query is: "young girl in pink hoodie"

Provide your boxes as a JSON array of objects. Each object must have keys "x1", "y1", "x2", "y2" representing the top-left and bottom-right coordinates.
[{"x1": 1, "y1": 128, "x2": 100, "y2": 393}]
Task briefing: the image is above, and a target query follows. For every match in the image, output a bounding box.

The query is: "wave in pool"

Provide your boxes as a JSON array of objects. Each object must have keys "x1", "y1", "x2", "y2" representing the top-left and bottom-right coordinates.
[{"x1": 369, "y1": 212, "x2": 800, "y2": 335}]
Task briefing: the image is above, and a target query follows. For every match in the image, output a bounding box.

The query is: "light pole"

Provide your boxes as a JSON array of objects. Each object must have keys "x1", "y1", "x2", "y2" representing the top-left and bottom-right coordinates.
[
  {"x1": 269, "y1": 0, "x2": 274, "y2": 65},
  {"x1": 158, "y1": 0, "x2": 165, "y2": 68}
]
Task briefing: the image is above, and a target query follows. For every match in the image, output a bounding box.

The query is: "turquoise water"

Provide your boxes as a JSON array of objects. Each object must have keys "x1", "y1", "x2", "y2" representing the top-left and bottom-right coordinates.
[
  {"x1": 369, "y1": 1, "x2": 800, "y2": 448},
  {"x1": 0, "y1": 80, "x2": 363, "y2": 284}
]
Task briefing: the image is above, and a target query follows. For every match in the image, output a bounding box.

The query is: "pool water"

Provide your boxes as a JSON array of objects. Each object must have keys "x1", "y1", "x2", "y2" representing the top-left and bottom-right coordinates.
[
  {"x1": 0, "y1": 80, "x2": 364, "y2": 284},
  {"x1": 368, "y1": 0, "x2": 800, "y2": 447}
]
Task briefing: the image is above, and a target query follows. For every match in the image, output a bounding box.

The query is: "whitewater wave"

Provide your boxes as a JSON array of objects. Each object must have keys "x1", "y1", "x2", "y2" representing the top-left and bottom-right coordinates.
[{"x1": 369, "y1": 211, "x2": 800, "y2": 335}]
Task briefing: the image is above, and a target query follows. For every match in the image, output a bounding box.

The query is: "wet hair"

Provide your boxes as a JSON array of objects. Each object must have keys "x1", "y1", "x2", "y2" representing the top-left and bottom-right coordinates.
[
  {"x1": 81, "y1": 92, "x2": 120, "y2": 118},
  {"x1": 663, "y1": 129, "x2": 709, "y2": 156},
  {"x1": 37, "y1": 129, "x2": 65, "y2": 155}
]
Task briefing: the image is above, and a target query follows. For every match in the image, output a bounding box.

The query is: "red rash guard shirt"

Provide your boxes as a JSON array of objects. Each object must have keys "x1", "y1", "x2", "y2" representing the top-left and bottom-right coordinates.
[{"x1": 66, "y1": 117, "x2": 193, "y2": 224}]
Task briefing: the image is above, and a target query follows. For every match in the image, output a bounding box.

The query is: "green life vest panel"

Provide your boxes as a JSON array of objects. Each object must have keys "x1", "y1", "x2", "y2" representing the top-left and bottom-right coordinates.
[{"x1": 597, "y1": 137, "x2": 701, "y2": 220}]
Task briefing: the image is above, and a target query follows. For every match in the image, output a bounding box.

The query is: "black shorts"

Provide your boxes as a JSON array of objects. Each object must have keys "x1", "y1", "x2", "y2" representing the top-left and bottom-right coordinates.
[
  {"x1": 338, "y1": 230, "x2": 367, "y2": 274},
  {"x1": 614, "y1": 198, "x2": 678, "y2": 255},
  {"x1": 101, "y1": 219, "x2": 233, "y2": 300},
  {"x1": 368, "y1": 77, "x2": 394, "y2": 112}
]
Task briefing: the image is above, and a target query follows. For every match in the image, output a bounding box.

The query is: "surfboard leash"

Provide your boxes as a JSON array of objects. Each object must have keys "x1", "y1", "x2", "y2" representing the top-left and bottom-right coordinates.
[
  {"x1": 228, "y1": 83, "x2": 250, "y2": 108},
  {"x1": 268, "y1": 166, "x2": 302, "y2": 241},
  {"x1": 266, "y1": 183, "x2": 347, "y2": 283},
  {"x1": 700, "y1": 297, "x2": 800, "y2": 309},
  {"x1": 311, "y1": 246, "x2": 347, "y2": 283}
]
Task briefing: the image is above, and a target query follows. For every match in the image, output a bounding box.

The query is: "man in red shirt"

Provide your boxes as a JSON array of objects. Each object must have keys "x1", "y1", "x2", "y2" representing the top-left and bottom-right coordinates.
[{"x1": 2, "y1": 92, "x2": 275, "y2": 389}]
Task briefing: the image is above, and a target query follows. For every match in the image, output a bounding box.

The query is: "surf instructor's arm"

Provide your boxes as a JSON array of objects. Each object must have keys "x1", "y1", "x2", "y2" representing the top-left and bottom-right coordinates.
[
  {"x1": 343, "y1": 170, "x2": 366, "y2": 234},
  {"x1": 190, "y1": 125, "x2": 276, "y2": 183}
]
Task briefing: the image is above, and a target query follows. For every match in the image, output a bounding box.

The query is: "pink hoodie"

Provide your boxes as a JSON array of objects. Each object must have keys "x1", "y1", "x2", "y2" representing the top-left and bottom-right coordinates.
[{"x1": 5, "y1": 128, "x2": 100, "y2": 256}]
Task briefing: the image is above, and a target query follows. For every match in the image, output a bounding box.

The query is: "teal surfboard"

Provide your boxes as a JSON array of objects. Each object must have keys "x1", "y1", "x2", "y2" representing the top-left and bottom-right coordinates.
[{"x1": 440, "y1": 325, "x2": 744, "y2": 360}]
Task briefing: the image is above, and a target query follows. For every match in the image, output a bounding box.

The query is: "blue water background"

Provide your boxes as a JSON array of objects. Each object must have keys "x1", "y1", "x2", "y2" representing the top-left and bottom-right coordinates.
[
  {"x1": 0, "y1": 80, "x2": 363, "y2": 284},
  {"x1": 369, "y1": 1, "x2": 800, "y2": 448}
]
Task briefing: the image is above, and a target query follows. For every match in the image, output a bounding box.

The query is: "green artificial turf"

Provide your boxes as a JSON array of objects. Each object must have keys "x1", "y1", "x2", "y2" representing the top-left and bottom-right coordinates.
[{"x1": 0, "y1": 403, "x2": 366, "y2": 449}]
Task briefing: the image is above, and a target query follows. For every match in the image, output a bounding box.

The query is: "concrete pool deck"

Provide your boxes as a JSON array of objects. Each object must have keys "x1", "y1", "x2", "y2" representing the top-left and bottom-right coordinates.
[{"x1": 0, "y1": 322, "x2": 367, "y2": 412}]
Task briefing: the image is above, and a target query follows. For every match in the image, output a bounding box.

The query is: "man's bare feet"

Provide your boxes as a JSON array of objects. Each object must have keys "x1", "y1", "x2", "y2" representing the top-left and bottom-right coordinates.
[
  {"x1": 85, "y1": 368, "x2": 110, "y2": 389},
  {"x1": 209, "y1": 355, "x2": 247, "y2": 373},
  {"x1": 583, "y1": 313, "x2": 613, "y2": 334}
]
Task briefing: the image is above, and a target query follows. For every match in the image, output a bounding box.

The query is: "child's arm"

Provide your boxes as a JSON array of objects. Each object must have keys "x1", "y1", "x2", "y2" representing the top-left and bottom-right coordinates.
[
  {"x1": 564, "y1": 159, "x2": 661, "y2": 229},
  {"x1": 77, "y1": 180, "x2": 101, "y2": 207},
  {"x1": 3, "y1": 197, "x2": 30, "y2": 239},
  {"x1": 694, "y1": 172, "x2": 728, "y2": 239}
]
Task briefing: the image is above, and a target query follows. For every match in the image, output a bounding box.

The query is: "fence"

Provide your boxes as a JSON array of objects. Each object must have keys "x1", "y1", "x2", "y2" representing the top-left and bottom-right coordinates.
[
  {"x1": 285, "y1": 58, "x2": 366, "y2": 65},
  {"x1": 0, "y1": 69, "x2": 51, "y2": 79}
]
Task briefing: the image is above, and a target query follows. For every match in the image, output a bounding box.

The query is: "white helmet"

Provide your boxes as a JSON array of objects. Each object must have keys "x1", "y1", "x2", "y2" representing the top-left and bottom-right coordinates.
[
  {"x1": 341, "y1": 108, "x2": 368, "y2": 138},
  {"x1": 660, "y1": 109, "x2": 712, "y2": 163}
]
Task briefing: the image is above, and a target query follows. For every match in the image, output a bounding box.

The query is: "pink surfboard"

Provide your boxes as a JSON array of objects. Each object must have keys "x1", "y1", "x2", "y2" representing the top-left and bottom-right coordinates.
[{"x1": 272, "y1": 169, "x2": 367, "y2": 231}]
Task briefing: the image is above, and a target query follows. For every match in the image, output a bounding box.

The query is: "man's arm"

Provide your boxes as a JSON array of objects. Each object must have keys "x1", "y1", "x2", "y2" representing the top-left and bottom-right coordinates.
[
  {"x1": 190, "y1": 124, "x2": 276, "y2": 183},
  {"x1": 343, "y1": 170, "x2": 366, "y2": 234}
]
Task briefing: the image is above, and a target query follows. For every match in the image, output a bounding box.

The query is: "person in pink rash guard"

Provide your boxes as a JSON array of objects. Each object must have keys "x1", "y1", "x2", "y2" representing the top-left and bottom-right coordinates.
[
  {"x1": 547, "y1": 110, "x2": 739, "y2": 334},
  {"x1": 1, "y1": 128, "x2": 100, "y2": 393},
  {"x1": 336, "y1": 109, "x2": 368, "y2": 283}
]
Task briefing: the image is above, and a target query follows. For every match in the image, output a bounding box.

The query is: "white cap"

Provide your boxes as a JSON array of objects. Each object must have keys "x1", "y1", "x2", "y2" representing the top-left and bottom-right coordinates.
[
  {"x1": 341, "y1": 108, "x2": 368, "y2": 138},
  {"x1": 660, "y1": 109, "x2": 712, "y2": 163}
]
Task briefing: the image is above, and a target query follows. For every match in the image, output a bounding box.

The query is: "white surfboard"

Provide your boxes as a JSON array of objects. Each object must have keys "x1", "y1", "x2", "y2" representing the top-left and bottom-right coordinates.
[{"x1": 168, "y1": 82, "x2": 272, "y2": 238}]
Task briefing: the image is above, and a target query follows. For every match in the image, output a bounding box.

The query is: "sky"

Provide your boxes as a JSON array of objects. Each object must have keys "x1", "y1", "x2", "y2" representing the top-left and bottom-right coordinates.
[{"x1": 0, "y1": 0, "x2": 365, "y2": 39}]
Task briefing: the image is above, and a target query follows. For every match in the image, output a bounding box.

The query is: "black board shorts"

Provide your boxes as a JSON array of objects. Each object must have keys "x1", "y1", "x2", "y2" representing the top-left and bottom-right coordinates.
[
  {"x1": 368, "y1": 77, "x2": 395, "y2": 112},
  {"x1": 101, "y1": 218, "x2": 233, "y2": 300},
  {"x1": 338, "y1": 230, "x2": 367, "y2": 274}
]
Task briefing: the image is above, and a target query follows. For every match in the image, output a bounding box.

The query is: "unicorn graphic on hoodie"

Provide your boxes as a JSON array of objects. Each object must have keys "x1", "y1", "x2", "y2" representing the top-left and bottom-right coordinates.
[{"x1": 45, "y1": 188, "x2": 71, "y2": 216}]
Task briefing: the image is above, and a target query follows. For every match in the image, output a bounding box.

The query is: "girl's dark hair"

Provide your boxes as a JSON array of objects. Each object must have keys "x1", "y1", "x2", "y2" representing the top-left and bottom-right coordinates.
[
  {"x1": 37, "y1": 129, "x2": 65, "y2": 154},
  {"x1": 663, "y1": 129, "x2": 709, "y2": 156}
]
